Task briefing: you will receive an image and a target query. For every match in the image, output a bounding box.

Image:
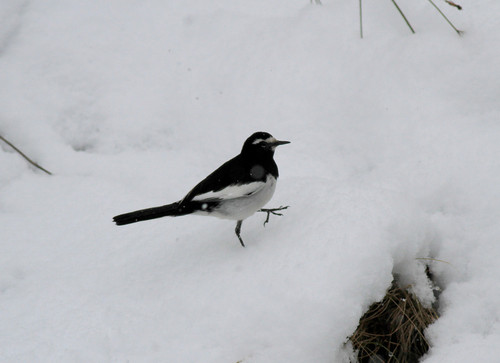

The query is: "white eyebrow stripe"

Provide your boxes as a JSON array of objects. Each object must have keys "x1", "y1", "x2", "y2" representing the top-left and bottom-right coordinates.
[
  {"x1": 192, "y1": 181, "x2": 266, "y2": 201},
  {"x1": 252, "y1": 136, "x2": 275, "y2": 145}
]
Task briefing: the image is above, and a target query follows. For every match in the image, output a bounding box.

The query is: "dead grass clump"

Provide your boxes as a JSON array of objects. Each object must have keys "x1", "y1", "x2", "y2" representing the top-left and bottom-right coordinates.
[{"x1": 349, "y1": 280, "x2": 439, "y2": 363}]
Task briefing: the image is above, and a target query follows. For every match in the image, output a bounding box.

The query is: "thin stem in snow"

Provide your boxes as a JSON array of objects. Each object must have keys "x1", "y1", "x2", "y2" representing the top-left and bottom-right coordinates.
[
  {"x1": 428, "y1": 0, "x2": 463, "y2": 35},
  {"x1": 0, "y1": 135, "x2": 52, "y2": 175},
  {"x1": 391, "y1": 0, "x2": 416, "y2": 34},
  {"x1": 359, "y1": 0, "x2": 363, "y2": 39}
]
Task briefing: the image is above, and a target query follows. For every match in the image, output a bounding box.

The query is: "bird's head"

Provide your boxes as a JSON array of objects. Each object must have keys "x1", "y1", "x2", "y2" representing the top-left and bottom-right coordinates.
[{"x1": 241, "y1": 132, "x2": 290, "y2": 155}]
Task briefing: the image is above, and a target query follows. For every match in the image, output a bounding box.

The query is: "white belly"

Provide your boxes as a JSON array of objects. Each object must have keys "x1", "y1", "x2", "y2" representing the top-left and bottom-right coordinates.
[{"x1": 195, "y1": 176, "x2": 277, "y2": 221}]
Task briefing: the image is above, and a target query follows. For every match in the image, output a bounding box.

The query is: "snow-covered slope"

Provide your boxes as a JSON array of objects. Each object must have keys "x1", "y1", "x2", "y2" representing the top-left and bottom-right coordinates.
[{"x1": 1, "y1": 0, "x2": 499, "y2": 361}]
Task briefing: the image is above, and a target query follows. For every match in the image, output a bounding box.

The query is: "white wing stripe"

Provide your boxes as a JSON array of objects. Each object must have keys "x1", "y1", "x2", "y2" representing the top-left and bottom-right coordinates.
[{"x1": 192, "y1": 181, "x2": 266, "y2": 201}]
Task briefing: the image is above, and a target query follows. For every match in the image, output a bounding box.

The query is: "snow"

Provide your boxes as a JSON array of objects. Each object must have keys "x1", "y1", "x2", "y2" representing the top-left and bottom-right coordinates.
[{"x1": 1, "y1": 0, "x2": 500, "y2": 361}]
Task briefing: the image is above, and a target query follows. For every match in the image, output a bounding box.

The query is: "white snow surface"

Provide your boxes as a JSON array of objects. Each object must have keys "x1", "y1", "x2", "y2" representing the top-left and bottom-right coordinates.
[{"x1": 1, "y1": 0, "x2": 500, "y2": 362}]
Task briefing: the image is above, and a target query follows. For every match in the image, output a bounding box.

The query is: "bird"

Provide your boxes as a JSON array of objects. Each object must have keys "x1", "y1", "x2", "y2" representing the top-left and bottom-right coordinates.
[{"x1": 112, "y1": 131, "x2": 290, "y2": 247}]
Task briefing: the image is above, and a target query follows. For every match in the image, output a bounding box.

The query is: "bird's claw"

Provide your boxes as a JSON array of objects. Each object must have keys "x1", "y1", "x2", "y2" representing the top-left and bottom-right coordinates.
[{"x1": 258, "y1": 205, "x2": 289, "y2": 226}]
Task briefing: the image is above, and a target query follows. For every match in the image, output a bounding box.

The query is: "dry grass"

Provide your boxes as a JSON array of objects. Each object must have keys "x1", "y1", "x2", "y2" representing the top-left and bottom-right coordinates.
[
  {"x1": 349, "y1": 280, "x2": 439, "y2": 363},
  {"x1": 358, "y1": 0, "x2": 464, "y2": 38}
]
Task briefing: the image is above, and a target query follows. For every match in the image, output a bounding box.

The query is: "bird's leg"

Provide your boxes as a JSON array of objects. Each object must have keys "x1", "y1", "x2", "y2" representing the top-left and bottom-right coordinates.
[
  {"x1": 258, "y1": 205, "x2": 290, "y2": 226},
  {"x1": 235, "y1": 220, "x2": 245, "y2": 247}
]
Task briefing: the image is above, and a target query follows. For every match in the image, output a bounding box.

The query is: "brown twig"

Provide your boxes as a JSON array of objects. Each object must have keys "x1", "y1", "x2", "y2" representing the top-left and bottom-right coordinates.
[
  {"x1": 0, "y1": 134, "x2": 52, "y2": 175},
  {"x1": 445, "y1": 0, "x2": 462, "y2": 10}
]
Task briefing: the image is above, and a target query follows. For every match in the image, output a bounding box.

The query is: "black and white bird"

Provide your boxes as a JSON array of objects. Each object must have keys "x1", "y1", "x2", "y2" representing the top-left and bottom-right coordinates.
[{"x1": 113, "y1": 131, "x2": 290, "y2": 247}]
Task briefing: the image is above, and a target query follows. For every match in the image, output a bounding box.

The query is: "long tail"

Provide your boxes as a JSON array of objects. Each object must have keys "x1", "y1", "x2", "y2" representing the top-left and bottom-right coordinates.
[{"x1": 113, "y1": 201, "x2": 186, "y2": 225}]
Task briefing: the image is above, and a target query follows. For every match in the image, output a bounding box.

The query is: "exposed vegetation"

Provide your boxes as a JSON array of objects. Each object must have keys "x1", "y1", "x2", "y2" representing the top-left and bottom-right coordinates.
[{"x1": 349, "y1": 273, "x2": 439, "y2": 362}]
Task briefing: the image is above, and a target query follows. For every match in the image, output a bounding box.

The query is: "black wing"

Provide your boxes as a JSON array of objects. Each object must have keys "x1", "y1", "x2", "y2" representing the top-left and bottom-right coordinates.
[{"x1": 180, "y1": 154, "x2": 262, "y2": 204}]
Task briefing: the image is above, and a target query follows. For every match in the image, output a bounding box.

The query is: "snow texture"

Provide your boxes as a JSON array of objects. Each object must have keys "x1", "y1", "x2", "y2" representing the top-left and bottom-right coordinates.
[{"x1": 1, "y1": 0, "x2": 500, "y2": 362}]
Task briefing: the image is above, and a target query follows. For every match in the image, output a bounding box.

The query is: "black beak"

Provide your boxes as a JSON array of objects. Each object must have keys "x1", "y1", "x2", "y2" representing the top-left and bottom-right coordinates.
[{"x1": 269, "y1": 140, "x2": 291, "y2": 148}]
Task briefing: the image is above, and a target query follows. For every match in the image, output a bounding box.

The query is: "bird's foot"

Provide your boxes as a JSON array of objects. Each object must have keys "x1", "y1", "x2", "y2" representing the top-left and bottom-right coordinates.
[
  {"x1": 235, "y1": 220, "x2": 245, "y2": 247},
  {"x1": 258, "y1": 206, "x2": 289, "y2": 226}
]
